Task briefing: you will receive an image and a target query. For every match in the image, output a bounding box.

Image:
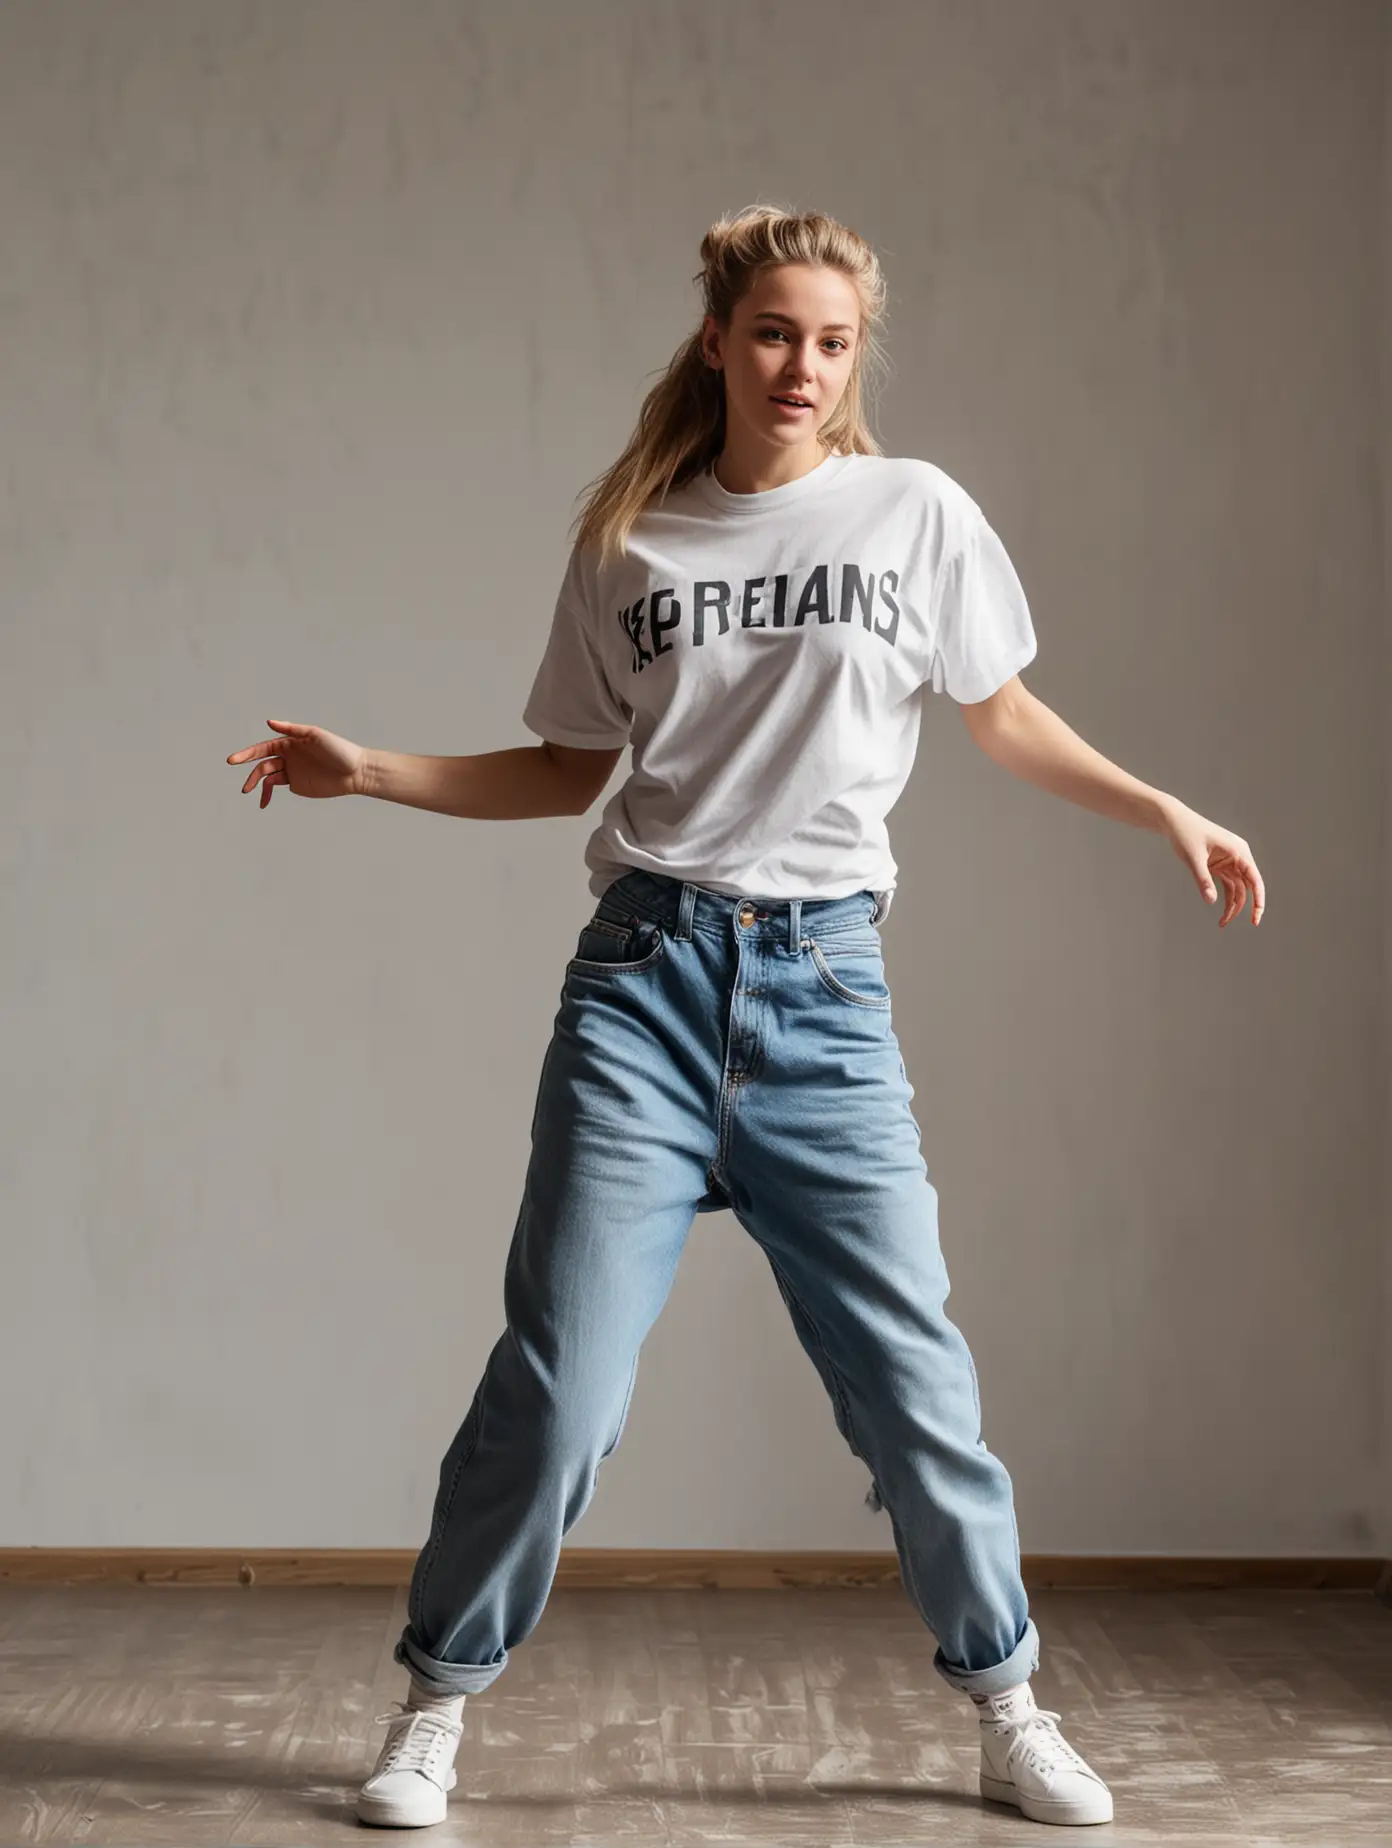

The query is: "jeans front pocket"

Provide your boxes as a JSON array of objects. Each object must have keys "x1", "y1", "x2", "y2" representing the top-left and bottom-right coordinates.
[
  {"x1": 568, "y1": 908, "x2": 667, "y2": 977},
  {"x1": 804, "y1": 932, "x2": 891, "y2": 1009}
]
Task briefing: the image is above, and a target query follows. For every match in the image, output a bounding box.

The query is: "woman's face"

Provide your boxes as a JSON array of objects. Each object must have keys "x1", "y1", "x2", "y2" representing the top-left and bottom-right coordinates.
[{"x1": 702, "y1": 263, "x2": 862, "y2": 455}]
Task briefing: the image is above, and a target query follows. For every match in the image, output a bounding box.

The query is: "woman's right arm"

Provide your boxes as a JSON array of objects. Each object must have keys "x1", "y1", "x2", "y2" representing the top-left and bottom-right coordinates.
[
  {"x1": 227, "y1": 720, "x2": 622, "y2": 819},
  {"x1": 366, "y1": 740, "x2": 621, "y2": 819}
]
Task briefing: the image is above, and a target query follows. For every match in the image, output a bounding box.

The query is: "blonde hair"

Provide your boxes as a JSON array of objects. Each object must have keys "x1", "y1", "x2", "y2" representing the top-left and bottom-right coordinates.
[{"x1": 571, "y1": 203, "x2": 891, "y2": 566}]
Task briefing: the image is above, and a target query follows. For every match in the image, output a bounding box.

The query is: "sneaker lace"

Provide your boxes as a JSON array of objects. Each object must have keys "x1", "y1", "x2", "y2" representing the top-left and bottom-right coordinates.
[
  {"x1": 370, "y1": 1702, "x2": 461, "y2": 1779},
  {"x1": 993, "y1": 1706, "x2": 1094, "y2": 1783}
]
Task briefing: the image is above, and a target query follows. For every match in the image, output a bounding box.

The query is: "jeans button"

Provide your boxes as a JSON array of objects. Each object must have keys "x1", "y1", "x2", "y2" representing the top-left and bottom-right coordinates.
[{"x1": 737, "y1": 903, "x2": 756, "y2": 927}]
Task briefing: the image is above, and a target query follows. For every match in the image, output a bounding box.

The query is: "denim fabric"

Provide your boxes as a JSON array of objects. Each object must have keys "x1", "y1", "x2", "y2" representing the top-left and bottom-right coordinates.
[{"x1": 395, "y1": 869, "x2": 1039, "y2": 1699}]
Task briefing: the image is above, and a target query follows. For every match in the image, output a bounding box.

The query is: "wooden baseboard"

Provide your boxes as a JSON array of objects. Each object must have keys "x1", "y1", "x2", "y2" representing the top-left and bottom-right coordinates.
[{"x1": 0, "y1": 1549, "x2": 1387, "y2": 1593}]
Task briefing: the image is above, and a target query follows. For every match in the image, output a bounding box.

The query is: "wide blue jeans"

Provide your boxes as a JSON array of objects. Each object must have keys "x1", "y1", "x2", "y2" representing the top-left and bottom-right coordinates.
[{"x1": 394, "y1": 868, "x2": 1040, "y2": 1699}]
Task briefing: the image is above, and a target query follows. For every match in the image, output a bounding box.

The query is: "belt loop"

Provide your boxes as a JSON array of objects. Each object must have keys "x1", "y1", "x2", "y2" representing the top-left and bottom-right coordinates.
[
  {"x1": 677, "y1": 882, "x2": 697, "y2": 941},
  {"x1": 788, "y1": 898, "x2": 801, "y2": 954}
]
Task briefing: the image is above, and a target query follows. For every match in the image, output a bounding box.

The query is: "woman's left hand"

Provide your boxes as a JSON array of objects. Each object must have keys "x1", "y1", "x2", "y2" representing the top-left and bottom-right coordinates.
[{"x1": 1159, "y1": 798, "x2": 1265, "y2": 927}]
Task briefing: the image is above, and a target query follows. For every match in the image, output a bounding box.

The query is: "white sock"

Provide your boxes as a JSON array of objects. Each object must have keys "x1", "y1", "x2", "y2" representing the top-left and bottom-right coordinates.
[
  {"x1": 405, "y1": 1678, "x2": 466, "y2": 1723},
  {"x1": 970, "y1": 1681, "x2": 1031, "y2": 1711}
]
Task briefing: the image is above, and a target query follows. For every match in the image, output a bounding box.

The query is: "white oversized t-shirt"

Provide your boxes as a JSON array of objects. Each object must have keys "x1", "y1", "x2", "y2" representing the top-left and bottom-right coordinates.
[{"x1": 521, "y1": 450, "x2": 1036, "y2": 924}]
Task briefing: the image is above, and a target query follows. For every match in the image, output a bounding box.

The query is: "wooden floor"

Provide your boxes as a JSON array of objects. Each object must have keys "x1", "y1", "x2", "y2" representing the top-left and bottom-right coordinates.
[{"x1": 1, "y1": 1583, "x2": 1388, "y2": 1844}]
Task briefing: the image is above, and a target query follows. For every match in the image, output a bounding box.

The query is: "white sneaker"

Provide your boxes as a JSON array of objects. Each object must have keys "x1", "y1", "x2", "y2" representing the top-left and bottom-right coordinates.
[
  {"x1": 356, "y1": 1700, "x2": 464, "y2": 1828},
  {"x1": 975, "y1": 1682, "x2": 1114, "y2": 1825}
]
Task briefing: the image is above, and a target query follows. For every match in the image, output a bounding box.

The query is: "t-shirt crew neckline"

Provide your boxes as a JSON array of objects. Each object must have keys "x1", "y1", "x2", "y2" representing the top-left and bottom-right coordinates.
[{"x1": 689, "y1": 449, "x2": 855, "y2": 515}]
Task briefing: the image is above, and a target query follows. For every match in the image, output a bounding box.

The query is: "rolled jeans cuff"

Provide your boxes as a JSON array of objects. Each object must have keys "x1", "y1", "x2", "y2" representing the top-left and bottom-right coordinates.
[
  {"x1": 394, "y1": 1629, "x2": 510, "y2": 1697},
  {"x1": 931, "y1": 1615, "x2": 1040, "y2": 1697}
]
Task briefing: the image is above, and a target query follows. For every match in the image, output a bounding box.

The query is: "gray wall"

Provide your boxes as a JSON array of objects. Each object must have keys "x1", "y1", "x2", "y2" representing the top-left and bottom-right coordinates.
[
  {"x1": 2, "y1": 0, "x2": 1387, "y2": 1559},
  {"x1": 1381, "y1": 5, "x2": 1391, "y2": 1565}
]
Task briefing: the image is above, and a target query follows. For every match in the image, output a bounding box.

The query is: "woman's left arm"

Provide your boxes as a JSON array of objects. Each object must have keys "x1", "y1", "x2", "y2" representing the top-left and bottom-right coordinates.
[{"x1": 960, "y1": 678, "x2": 1265, "y2": 928}]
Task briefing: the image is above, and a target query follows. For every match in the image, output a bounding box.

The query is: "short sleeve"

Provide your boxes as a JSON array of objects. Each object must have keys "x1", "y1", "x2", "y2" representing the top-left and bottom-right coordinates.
[
  {"x1": 926, "y1": 509, "x2": 1037, "y2": 703},
  {"x1": 521, "y1": 559, "x2": 633, "y2": 750}
]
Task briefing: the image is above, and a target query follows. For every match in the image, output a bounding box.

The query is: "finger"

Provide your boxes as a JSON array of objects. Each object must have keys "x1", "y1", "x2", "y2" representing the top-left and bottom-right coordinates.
[
  {"x1": 260, "y1": 771, "x2": 285, "y2": 809},
  {"x1": 266, "y1": 720, "x2": 308, "y2": 735},
  {"x1": 1219, "y1": 855, "x2": 1260, "y2": 929},
  {"x1": 1216, "y1": 870, "x2": 1234, "y2": 926},
  {"x1": 1247, "y1": 860, "x2": 1265, "y2": 925},
  {"x1": 227, "y1": 740, "x2": 284, "y2": 765},
  {"x1": 1192, "y1": 855, "x2": 1217, "y2": 903},
  {"x1": 242, "y1": 757, "x2": 283, "y2": 793},
  {"x1": 1228, "y1": 868, "x2": 1247, "y2": 925}
]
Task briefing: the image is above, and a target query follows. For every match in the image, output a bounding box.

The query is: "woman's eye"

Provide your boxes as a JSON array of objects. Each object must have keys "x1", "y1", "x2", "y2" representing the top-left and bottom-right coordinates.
[{"x1": 760, "y1": 331, "x2": 847, "y2": 352}]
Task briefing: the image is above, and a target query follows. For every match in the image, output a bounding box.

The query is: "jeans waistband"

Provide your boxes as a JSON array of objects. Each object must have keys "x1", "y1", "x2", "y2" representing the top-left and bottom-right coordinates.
[{"x1": 602, "y1": 868, "x2": 880, "y2": 952}]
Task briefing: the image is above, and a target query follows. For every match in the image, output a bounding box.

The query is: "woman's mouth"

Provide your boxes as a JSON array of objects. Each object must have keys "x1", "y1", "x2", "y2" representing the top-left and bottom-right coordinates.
[{"x1": 770, "y1": 395, "x2": 813, "y2": 416}]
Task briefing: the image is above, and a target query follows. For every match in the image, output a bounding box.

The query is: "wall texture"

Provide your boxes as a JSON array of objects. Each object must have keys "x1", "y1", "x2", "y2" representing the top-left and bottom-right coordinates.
[{"x1": 2, "y1": 0, "x2": 1387, "y2": 1558}]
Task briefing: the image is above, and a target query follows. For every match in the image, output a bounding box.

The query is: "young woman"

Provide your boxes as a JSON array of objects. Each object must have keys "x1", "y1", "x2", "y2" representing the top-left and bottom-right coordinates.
[{"x1": 229, "y1": 205, "x2": 1264, "y2": 1831}]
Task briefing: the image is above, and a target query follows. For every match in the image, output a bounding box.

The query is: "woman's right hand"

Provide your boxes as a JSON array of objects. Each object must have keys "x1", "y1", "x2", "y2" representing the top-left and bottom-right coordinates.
[{"x1": 226, "y1": 720, "x2": 368, "y2": 808}]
